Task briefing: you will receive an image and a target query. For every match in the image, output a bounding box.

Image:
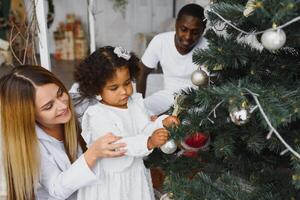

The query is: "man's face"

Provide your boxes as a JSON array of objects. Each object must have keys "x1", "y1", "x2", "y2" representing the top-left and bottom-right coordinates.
[{"x1": 175, "y1": 15, "x2": 204, "y2": 55}]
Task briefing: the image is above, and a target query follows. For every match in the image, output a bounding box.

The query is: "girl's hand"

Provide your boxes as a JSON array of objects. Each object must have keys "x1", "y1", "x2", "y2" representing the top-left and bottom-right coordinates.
[
  {"x1": 147, "y1": 128, "x2": 169, "y2": 150},
  {"x1": 163, "y1": 116, "x2": 180, "y2": 128},
  {"x1": 84, "y1": 133, "x2": 126, "y2": 168}
]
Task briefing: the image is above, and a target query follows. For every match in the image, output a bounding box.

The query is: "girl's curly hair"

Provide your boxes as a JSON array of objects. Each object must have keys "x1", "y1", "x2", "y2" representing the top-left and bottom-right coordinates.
[{"x1": 74, "y1": 46, "x2": 140, "y2": 99}]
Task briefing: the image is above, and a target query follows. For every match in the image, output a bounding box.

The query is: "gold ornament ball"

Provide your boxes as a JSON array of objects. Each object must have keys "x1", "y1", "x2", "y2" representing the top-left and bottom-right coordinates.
[
  {"x1": 160, "y1": 139, "x2": 177, "y2": 154},
  {"x1": 191, "y1": 69, "x2": 209, "y2": 86},
  {"x1": 261, "y1": 28, "x2": 286, "y2": 51}
]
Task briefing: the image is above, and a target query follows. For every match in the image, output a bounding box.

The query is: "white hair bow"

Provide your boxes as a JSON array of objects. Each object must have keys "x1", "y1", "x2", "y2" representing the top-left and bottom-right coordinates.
[{"x1": 113, "y1": 46, "x2": 131, "y2": 60}]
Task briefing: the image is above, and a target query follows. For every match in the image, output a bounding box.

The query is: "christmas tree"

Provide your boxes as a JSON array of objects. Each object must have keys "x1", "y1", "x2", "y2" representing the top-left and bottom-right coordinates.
[{"x1": 146, "y1": 0, "x2": 300, "y2": 199}]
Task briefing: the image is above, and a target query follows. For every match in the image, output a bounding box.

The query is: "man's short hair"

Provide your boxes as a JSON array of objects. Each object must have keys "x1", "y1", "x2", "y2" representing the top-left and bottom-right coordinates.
[{"x1": 177, "y1": 3, "x2": 205, "y2": 23}]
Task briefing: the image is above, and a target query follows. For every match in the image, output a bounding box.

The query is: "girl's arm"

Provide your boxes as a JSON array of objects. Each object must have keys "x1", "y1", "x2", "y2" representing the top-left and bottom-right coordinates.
[
  {"x1": 83, "y1": 107, "x2": 158, "y2": 157},
  {"x1": 84, "y1": 133, "x2": 126, "y2": 168},
  {"x1": 117, "y1": 134, "x2": 152, "y2": 157},
  {"x1": 141, "y1": 114, "x2": 168, "y2": 136},
  {"x1": 132, "y1": 93, "x2": 169, "y2": 136},
  {"x1": 118, "y1": 127, "x2": 169, "y2": 157},
  {"x1": 83, "y1": 105, "x2": 169, "y2": 158}
]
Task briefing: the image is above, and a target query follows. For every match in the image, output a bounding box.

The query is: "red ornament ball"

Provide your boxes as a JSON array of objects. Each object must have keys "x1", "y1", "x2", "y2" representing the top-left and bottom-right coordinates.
[
  {"x1": 182, "y1": 150, "x2": 198, "y2": 158},
  {"x1": 181, "y1": 132, "x2": 209, "y2": 151},
  {"x1": 185, "y1": 132, "x2": 208, "y2": 148}
]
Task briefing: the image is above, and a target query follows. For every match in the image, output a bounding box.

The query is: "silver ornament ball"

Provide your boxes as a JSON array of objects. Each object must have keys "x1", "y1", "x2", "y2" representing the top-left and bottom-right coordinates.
[
  {"x1": 229, "y1": 107, "x2": 250, "y2": 126},
  {"x1": 261, "y1": 28, "x2": 286, "y2": 51},
  {"x1": 160, "y1": 139, "x2": 177, "y2": 154},
  {"x1": 191, "y1": 69, "x2": 208, "y2": 86}
]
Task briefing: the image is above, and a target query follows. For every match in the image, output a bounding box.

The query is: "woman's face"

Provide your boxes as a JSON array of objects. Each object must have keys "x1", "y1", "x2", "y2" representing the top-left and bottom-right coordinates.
[
  {"x1": 100, "y1": 66, "x2": 133, "y2": 108},
  {"x1": 35, "y1": 83, "x2": 71, "y2": 129}
]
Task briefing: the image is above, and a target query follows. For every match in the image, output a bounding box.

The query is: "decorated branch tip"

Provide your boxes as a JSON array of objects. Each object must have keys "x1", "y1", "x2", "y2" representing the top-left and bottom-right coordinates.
[
  {"x1": 160, "y1": 94, "x2": 186, "y2": 154},
  {"x1": 243, "y1": 88, "x2": 300, "y2": 159}
]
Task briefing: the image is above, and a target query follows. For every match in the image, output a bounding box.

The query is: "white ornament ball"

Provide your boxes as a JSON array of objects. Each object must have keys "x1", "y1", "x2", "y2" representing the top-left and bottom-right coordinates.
[
  {"x1": 160, "y1": 139, "x2": 177, "y2": 154},
  {"x1": 229, "y1": 107, "x2": 250, "y2": 126},
  {"x1": 261, "y1": 28, "x2": 286, "y2": 51},
  {"x1": 191, "y1": 69, "x2": 209, "y2": 86}
]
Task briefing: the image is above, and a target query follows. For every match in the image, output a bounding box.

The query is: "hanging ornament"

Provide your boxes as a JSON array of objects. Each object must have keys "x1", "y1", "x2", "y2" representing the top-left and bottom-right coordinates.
[
  {"x1": 229, "y1": 106, "x2": 250, "y2": 125},
  {"x1": 172, "y1": 94, "x2": 185, "y2": 116},
  {"x1": 160, "y1": 192, "x2": 174, "y2": 200},
  {"x1": 160, "y1": 94, "x2": 182, "y2": 154},
  {"x1": 182, "y1": 150, "x2": 198, "y2": 158},
  {"x1": 261, "y1": 28, "x2": 286, "y2": 51},
  {"x1": 160, "y1": 139, "x2": 177, "y2": 154},
  {"x1": 243, "y1": 0, "x2": 256, "y2": 17},
  {"x1": 191, "y1": 68, "x2": 209, "y2": 86},
  {"x1": 181, "y1": 132, "x2": 210, "y2": 152}
]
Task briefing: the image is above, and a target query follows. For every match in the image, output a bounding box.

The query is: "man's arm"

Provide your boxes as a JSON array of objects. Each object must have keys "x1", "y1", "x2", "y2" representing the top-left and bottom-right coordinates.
[{"x1": 136, "y1": 61, "x2": 153, "y2": 97}]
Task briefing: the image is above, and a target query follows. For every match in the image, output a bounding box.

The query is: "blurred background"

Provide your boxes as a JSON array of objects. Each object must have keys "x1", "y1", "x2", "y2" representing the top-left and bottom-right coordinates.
[{"x1": 0, "y1": 0, "x2": 209, "y2": 92}]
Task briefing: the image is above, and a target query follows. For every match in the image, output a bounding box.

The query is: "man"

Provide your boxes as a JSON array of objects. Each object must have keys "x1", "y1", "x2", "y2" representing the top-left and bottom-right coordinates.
[{"x1": 136, "y1": 3, "x2": 208, "y2": 115}]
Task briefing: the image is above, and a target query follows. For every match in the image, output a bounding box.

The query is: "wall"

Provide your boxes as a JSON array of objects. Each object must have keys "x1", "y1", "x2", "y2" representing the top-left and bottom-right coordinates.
[
  {"x1": 47, "y1": 0, "x2": 210, "y2": 54},
  {"x1": 177, "y1": 0, "x2": 210, "y2": 10},
  {"x1": 94, "y1": 0, "x2": 173, "y2": 53}
]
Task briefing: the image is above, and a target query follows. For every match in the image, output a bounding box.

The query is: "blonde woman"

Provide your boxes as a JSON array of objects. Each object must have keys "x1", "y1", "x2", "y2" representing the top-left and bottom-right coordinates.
[
  {"x1": 0, "y1": 65, "x2": 126, "y2": 200},
  {"x1": 0, "y1": 134, "x2": 6, "y2": 200}
]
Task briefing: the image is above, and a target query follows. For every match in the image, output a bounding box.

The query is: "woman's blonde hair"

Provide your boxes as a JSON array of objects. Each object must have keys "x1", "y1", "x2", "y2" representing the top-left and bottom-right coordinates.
[{"x1": 0, "y1": 65, "x2": 81, "y2": 200}]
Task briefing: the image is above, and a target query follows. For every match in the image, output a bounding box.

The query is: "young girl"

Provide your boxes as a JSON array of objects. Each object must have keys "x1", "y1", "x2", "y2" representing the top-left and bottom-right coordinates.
[{"x1": 74, "y1": 46, "x2": 179, "y2": 200}]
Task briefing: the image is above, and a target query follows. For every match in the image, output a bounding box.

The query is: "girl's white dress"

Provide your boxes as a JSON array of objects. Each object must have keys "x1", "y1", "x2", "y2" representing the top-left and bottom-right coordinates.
[{"x1": 77, "y1": 93, "x2": 167, "y2": 200}]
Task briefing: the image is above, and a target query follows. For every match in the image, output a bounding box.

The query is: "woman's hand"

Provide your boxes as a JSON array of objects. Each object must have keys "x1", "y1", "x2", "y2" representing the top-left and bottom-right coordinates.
[
  {"x1": 162, "y1": 116, "x2": 180, "y2": 128},
  {"x1": 147, "y1": 128, "x2": 169, "y2": 150},
  {"x1": 84, "y1": 133, "x2": 126, "y2": 168}
]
